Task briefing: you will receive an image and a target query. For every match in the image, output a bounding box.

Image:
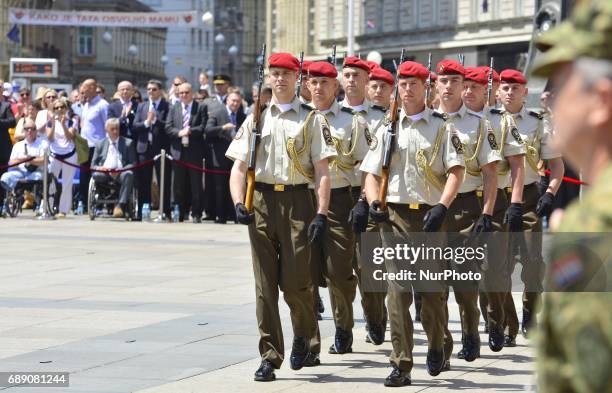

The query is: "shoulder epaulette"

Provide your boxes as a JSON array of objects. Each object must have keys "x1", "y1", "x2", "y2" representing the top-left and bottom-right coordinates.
[
  {"x1": 371, "y1": 105, "x2": 386, "y2": 112},
  {"x1": 489, "y1": 108, "x2": 503, "y2": 114},
  {"x1": 301, "y1": 103, "x2": 314, "y2": 112},
  {"x1": 528, "y1": 110, "x2": 544, "y2": 120},
  {"x1": 340, "y1": 106, "x2": 354, "y2": 115},
  {"x1": 432, "y1": 111, "x2": 448, "y2": 121}
]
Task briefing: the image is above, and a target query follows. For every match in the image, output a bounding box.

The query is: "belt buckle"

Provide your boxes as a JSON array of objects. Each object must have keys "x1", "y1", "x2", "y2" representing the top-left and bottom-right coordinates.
[
  {"x1": 409, "y1": 203, "x2": 420, "y2": 210},
  {"x1": 273, "y1": 184, "x2": 285, "y2": 192},
  {"x1": 476, "y1": 190, "x2": 483, "y2": 198},
  {"x1": 505, "y1": 187, "x2": 513, "y2": 193}
]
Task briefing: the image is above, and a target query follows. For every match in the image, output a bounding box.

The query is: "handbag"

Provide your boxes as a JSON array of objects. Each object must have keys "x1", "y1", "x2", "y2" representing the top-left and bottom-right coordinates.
[{"x1": 74, "y1": 133, "x2": 90, "y2": 164}]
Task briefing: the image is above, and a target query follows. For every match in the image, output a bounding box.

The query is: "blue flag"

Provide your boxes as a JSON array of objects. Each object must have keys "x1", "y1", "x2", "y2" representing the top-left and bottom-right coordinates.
[{"x1": 7, "y1": 24, "x2": 20, "y2": 43}]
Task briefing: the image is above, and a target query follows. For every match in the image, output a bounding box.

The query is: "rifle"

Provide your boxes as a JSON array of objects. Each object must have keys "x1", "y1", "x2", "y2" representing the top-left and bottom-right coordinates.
[
  {"x1": 486, "y1": 57, "x2": 494, "y2": 107},
  {"x1": 425, "y1": 52, "x2": 432, "y2": 106},
  {"x1": 328, "y1": 44, "x2": 337, "y2": 65},
  {"x1": 296, "y1": 51, "x2": 305, "y2": 99},
  {"x1": 378, "y1": 48, "x2": 406, "y2": 210},
  {"x1": 459, "y1": 53, "x2": 465, "y2": 66},
  {"x1": 245, "y1": 44, "x2": 267, "y2": 213}
]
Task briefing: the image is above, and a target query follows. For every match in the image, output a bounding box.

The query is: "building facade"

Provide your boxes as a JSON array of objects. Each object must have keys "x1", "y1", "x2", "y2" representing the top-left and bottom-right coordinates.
[
  {"x1": 140, "y1": 0, "x2": 214, "y2": 90},
  {"x1": 259, "y1": 0, "x2": 536, "y2": 72},
  {"x1": 1, "y1": 0, "x2": 167, "y2": 93}
]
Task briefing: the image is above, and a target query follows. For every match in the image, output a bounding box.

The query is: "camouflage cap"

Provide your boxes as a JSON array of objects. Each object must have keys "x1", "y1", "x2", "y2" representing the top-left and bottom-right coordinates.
[{"x1": 532, "y1": 0, "x2": 612, "y2": 77}]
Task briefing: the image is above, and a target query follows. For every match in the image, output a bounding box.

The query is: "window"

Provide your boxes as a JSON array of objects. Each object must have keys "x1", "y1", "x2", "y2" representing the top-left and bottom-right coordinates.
[
  {"x1": 77, "y1": 27, "x2": 94, "y2": 56},
  {"x1": 198, "y1": 29, "x2": 202, "y2": 50}
]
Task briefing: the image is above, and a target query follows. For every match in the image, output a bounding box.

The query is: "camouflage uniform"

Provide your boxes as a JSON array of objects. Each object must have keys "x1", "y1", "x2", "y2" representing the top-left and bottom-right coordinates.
[{"x1": 532, "y1": 1, "x2": 612, "y2": 392}]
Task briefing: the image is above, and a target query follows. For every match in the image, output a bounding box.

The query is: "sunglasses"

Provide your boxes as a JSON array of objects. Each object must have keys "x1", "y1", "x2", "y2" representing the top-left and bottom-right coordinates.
[
  {"x1": 24, "y1": 127, "x2": 36, "y2": 132},
  {"x1": 21, "y1": 93, "x2": 30, "y2": 97},
  {"x1": 46, "y1": 95, "x2": 57, "y2": 99},
  {"x1": 53, "y1": 106, "x2": 66, "y2": 110}
]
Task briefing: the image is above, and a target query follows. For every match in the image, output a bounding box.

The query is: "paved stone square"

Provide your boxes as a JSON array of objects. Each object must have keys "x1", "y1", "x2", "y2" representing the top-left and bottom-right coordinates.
[{"x1": 0, "y1": 213, "x2": 535, "y2": 392}]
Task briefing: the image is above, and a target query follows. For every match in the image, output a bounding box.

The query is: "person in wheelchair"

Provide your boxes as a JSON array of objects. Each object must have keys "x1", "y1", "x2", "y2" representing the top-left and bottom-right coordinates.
[
  {"x1": 0, "y1": 118, "x2": 48, "y2": 216},
  {"x1": 90, "y1": 118, "x2": 136, "y2": 218}
]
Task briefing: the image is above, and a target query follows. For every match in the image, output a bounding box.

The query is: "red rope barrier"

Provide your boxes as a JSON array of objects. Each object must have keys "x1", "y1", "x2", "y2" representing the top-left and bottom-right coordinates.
[
  {"x1": 544, "y1": 169, "x2": 588, "y2": 186},
  {"x1": 0, "y1": 157, "x2": 35, "y2": 171},
  {"x1": 51, "y1": 154, "x2": 155, "y2": 173},
  {"x1": 172, "y1": 158, "x2": 231, "y2": 175}
]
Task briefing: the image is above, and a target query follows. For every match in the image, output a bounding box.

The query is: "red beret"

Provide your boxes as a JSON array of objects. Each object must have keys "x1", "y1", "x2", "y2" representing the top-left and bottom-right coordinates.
[
  {"x1": 464, "y1": 67, "x2": 488, "y2": 85},
  {"x1": 366, "y1": 60, "x2": 380, "y2": 71},
  {"x1": 342, "y1": 56, "x2": 370, "y2": 73},
  {"x1": 301, "y1": 60, "x2": 313, "y2": 75},
  {"x1": 369, "y1": 67, "x2": 394, "y2": 85},
  {"x1": 478, "y1": 66, "x2": 500, "y2": 83},
  {"x1": 308, "y1": 61, "x2": 338, "y2": 78},
  {"x1": 398, "y1": 61, "x2": 429, "y2": 81},
  {"x1": 268, "y1": 53, "x2": 300, "y2": 71},
  {"x1": 500, "y1": 69, "x2": 527, "y2": 84},
  {"x1": 436, "y1": 59, "x2": 465, "y2": 76}
]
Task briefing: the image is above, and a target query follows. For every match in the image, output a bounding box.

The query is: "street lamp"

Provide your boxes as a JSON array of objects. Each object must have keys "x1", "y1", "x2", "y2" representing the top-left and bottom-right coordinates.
[
  {"x1": 214, "y1": 33, "x2": 225, "y2": 44},
  {"x1": 228, "y1": 45, "x2": 238, "y2": 56},
  {"x1": 128, "y1": 44, "x2": 139, "y2": 57},
  {"x1": 202, "y1": 11, "x2": 213, "y2": 26},
  {"x1": 367, "y1": 51, "x2": 382, "y2": 65},
  {"x1": 160, "y1": 54, "x2": 169, "y2": 66},
  {"x1": 102, "y1": 30, "x2": 113, "y2": 44}
]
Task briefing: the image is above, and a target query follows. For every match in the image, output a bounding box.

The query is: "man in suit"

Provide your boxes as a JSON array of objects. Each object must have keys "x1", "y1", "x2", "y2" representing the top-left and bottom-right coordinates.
[
  {"x1": 0, "y1": 82, "x2": 17, "y2": 211},
  {"x1": 91, "y1": 117, "x2": 137, "y2": 218},
  {"x1": 132, "y1": 80, "x2": 171, "y2": 220},
  {"x1": 204, "y1": 90, "x2": 245, "y2": 223},
  {"x1": 108, "y1": 81, "x2": 138, "y2": 139},
  {"x1": 165, "y1": 82, "x2": 208, "y2": 223}
]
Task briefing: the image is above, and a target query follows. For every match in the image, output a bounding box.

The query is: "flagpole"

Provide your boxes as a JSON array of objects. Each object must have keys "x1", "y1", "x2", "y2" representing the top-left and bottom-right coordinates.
[{"x1": 347, "y1": 0, "x2": 354, "y2": 56}]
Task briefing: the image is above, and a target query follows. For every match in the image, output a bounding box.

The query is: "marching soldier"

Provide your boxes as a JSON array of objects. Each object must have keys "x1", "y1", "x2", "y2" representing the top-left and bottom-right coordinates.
[
  {"x1": 299, "y1": 60, "x2": 313, "y2": 105},
  {"x1": 226, "y1": 52, "x2": 336, "y2": 381},
  {"x1": 340, "y1": 56, "x2": 389, "y2": 346},
  {"x1": 361, "y1": 61, "x2": 465, "y2": 386},
  {"x1": 435, "y1": 61, "x2": 501, "y2": 363},
  {"x1": 496, "y1": 69, "x2": 565, "y2": 342},
  {"x1": 475, "y1": 66, "x2": 528, "y2": 351},
  {"x1": 307, "y1": 61, "x2": 370, "y2": 357},
  {"x1": 530, "y1": 1, "x2": 612, "y2": 391},
  {"x1": 367, "y1": 67, "x2": 393, "y2": 108}
]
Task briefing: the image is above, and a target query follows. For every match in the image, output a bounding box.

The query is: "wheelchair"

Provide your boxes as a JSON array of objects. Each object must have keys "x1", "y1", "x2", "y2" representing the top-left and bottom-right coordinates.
[
  {"x1": 87, "y1": 176, "x2": 138, "y2": 221},
  {"x1": 3, "y1": 174, "x2": 60, "y2": 218}
]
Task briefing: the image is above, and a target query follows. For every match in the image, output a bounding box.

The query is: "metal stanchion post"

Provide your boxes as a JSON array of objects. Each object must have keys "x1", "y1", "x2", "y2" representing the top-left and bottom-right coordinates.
[
  {"x1": 153, "y1": 149, "x2": 166, "y2": 223},
  {"x1": 38, "y1": 148, "x2": 55, "y2": 220}
]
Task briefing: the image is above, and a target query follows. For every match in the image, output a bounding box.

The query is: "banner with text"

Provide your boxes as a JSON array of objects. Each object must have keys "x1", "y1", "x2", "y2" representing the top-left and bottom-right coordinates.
[{"x1": 9, "y1": 8, "x2": 197, "y2": 28}]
